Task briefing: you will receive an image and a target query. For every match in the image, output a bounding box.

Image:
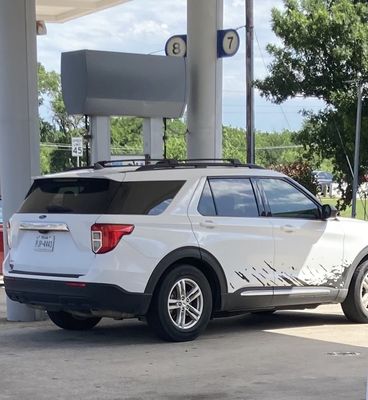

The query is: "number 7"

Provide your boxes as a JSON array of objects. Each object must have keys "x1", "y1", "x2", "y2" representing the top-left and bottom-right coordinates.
[{"x1": 227, "y1": 35, "x2": 234, "y2": 49}]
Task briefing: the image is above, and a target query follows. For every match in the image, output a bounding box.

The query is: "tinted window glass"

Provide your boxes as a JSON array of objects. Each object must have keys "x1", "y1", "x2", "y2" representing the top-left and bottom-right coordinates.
[
  {"x1": 209, "y1": 178, "x2": 259, "y2": 217},
  {"x1": 109, "y1": 181, "x2": 184, "y2": 215},
  {"x1": 198, "y1": 181, "x2": 216, "y2": 216},
  {"x1": 19, "y1": 178, "x2": 185, "y2": 215},
  {"x1": 261, "y1": 179, "x2": 320, "y2": 219},
  {"x1": 20, "y1": 178, "x2": 120, "y2": 214}
]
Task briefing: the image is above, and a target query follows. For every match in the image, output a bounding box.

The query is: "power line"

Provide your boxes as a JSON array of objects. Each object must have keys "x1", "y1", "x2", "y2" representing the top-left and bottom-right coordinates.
[{"x1": 254, "y1": 29, "x2": 292, "y2": 130}]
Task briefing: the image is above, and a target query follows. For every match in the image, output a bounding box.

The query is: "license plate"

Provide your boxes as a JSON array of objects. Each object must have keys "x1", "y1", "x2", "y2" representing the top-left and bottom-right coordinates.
[{"x1": 34, "y1": 234, "x2": 55, "y2": 252}]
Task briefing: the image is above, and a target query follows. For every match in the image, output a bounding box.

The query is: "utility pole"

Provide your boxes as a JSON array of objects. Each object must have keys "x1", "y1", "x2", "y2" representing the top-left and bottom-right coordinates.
[
  {"x1": 352, "y1": 78, "x2": 363, "y2": 218},
  {"x1": 246, "y1": 0, "x2": 255, "y2": 164}
]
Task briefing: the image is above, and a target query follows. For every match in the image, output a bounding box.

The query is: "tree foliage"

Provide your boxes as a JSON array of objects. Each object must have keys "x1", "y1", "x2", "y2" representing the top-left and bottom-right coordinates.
[
  {"x1": 272, "y1": 161, "x2": 318, "y2": 194},
  {"x1": 255, "y1": 0, "x2": 368, "y2": 207},
  {"x1": 38, "y1": 63, "x2": 86, "y2": 173},
  {"x1": 38, "y1": 64, "x2": 303, "y2": 175}
]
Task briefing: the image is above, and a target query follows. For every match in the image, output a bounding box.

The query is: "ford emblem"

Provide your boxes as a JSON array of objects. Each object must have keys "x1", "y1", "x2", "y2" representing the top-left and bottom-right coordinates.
[{"x1": 39, "y1": 215, "x2": 47, "y2": 219}]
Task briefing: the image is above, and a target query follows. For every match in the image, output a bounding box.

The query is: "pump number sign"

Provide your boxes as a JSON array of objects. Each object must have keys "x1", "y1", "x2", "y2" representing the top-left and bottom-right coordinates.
[
  {"x1": 217, "y1": 29, "x2": 240, "y2": 58},
  {"x1": 165, "y1": 35, "x2": 187, "y2": 57}
]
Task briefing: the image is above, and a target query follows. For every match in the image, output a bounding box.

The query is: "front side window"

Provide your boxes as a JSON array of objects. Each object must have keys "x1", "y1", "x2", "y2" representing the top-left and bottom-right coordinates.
[
  {"x1": 261, "y1": 178, "x2": 320, "y2": 219},
  {"x1": 198, "y1": 178, "x2": 259, "y2": 218}
]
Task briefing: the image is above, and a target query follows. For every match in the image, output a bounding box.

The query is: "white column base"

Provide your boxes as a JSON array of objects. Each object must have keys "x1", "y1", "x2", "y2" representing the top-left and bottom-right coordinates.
[
  {"x1": 0, "y1": 0, "x2": 41, "y2": 321},
  {"x1": 143, "y1": 118, "x2": 164, "y2": 159},
  {"x1": 90, "y1": 116, "x2": 111, "y2": 164},
  {"x1": 6, "y1": 297, "x2": 46, "y2": 322}
]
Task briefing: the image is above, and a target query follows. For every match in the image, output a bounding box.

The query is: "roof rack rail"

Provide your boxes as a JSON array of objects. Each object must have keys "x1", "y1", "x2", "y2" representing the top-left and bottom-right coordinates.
[
  {"x1": 93, "y1": 158, "x2": 264, "y2": 171},
  {"x1": 136, "y1": 159, "x2": 264, "y2": 171},
  {"x1": 93, "y1": 158, "x2": 174, "y2": 170}
]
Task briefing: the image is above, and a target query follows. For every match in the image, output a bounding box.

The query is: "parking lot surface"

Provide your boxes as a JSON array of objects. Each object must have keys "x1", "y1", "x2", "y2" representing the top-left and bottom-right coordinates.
[{"x1": 0, "y1": 287, "x2": 367, "y2": 400}]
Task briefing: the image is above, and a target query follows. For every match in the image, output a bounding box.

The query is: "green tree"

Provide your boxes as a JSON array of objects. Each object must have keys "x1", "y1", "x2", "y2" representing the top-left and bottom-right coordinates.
[
  {"x1": 38, "y1": 64, "x2": 303, "y2": 173},
  {"x1": 111, "y1": 117, "x2": 143, "y2": 155},
  {"x1": 255, "y1": 0, "x2": 368, "y2": 207},
  {"x1": 38, "y1": 63, "x2": 86, "y2": 173}
]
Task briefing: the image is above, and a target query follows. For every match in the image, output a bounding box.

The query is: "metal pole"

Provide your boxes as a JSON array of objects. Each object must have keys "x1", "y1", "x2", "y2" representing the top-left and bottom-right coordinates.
[
  {"x1": 352, "y1": 80, "x2": 363, "y2": 218},
  {"x1": 246, "y1": 0, "x2": 255, "y2": 164}
]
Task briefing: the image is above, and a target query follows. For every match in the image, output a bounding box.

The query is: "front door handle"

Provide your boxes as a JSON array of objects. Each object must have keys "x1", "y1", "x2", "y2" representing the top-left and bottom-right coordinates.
[{"x1": 200, "y1": 220, "x2": 216, "y2": 229}]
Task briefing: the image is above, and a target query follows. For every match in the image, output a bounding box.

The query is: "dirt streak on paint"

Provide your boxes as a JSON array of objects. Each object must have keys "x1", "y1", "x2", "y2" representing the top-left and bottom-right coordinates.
[
  {"x1": 319, "y1": 264, "x2": 327, "y2": 272},
  {"x1": 252, "y1": 274, "x2": 265, "y2": 286},
  {"x1": 235, "y1": 271, "x2": 250, "y2": 283},
  {"x1": 264, "y1": 261, "x2": 276, "y2": 272}
]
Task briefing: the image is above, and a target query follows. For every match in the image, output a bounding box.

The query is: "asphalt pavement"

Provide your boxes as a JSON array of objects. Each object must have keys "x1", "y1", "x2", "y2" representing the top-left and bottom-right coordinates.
[{"x1": 0, "y1": 287, "x2": 367, "y2": 400}]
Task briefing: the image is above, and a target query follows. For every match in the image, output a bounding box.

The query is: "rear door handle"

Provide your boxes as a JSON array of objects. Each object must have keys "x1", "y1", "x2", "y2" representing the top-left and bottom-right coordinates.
[
  {"x1": 200, "y1": 220, "x2": 216, "y2": 229},
  {"x1": 281, "y1": 224, "x2": 298, "y2": 233}
]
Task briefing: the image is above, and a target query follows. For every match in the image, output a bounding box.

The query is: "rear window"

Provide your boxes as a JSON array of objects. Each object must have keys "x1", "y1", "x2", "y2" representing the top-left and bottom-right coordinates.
[{"x1": 19, "y1": 178, "x2": 185, "y2": 215}]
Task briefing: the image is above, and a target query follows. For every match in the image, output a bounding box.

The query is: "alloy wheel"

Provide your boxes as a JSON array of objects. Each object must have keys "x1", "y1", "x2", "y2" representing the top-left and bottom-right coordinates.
[
  {"x1": 361, "y1": 271, "x2": 368, "y2": 310},
  {"x1": 167, "y1": 278, "x2": 204, "y2": 329}
]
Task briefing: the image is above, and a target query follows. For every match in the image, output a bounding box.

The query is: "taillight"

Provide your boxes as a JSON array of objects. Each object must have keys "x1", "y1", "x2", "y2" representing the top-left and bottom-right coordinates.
[
  {"x1": 6, "y1": 222, "x2": 12, "y2": 249},
  {"x1": 91, "y1": 224, "x2": 134, "y2": 254}
]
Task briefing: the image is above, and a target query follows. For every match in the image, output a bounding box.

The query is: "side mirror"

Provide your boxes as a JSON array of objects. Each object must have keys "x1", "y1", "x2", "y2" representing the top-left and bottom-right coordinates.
[{"x1": 321, "y1": 204, "x2": 338, "y2": 220}]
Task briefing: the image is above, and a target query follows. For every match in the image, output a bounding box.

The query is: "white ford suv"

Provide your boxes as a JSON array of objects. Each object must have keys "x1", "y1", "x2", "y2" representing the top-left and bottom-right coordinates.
[{"x1": 4, "y1": 159, "x2": 368, "y2": 341}]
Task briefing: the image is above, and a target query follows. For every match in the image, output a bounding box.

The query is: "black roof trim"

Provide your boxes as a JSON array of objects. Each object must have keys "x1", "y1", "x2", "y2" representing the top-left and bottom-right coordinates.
[
  {"x1": 93, "y1": 158, "x2": 264, "y2": 171},
  {"x1": 136, "y1": 159, "x2": 264, "y2": 171},
  {"x1": 94, "y1": 158, "x2": 263, "y2": 171}
]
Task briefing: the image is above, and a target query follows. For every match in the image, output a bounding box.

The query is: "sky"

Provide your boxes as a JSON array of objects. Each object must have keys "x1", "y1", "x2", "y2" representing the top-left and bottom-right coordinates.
[{"x1": 37, "y1": 0, "x2": 324, "y2": 132}]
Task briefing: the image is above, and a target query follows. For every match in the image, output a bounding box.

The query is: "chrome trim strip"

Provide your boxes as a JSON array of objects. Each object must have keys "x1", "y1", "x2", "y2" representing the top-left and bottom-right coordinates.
[
  {"x1": 241, "y1": 287, "x2": 332, "y2": 297},
  {"x1": 273, "y1": 288, "x2": 332, "y2": 296},
  {"x1": 19, "y1": 222, "x2": 69, "y2": 232},
  {"x1": 241, "y1": 290, "x2": 273, "y2": 297}
]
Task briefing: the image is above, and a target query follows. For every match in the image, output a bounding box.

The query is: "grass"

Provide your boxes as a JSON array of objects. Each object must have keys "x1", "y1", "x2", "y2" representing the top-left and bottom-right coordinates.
[{"x1": 320, "y1": 197, "x2": 368, "y2": 220}]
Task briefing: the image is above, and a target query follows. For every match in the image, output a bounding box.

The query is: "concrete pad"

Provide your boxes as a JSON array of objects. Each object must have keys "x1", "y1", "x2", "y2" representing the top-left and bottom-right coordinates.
[
  {"x1": 0, "y1": 288, "x2": 367, "y2": 400},
  {"x1": 267, "y1": 305, "x2": 368, "y2": 348}
]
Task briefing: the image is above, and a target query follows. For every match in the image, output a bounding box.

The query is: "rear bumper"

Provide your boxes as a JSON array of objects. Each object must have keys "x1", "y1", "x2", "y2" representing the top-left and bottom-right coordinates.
[{"x1": 4, "y1": 277, "x2": 151, "y2": 316}]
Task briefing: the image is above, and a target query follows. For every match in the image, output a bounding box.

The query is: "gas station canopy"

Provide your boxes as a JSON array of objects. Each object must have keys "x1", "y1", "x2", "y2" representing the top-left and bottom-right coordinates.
[{"x1": 36, "y1": 0, "x2": 131, "y2": 23}]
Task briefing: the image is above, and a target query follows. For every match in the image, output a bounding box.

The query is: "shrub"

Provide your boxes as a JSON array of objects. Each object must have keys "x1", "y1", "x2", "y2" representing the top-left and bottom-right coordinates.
[{"x1": 271, "y1": 162, "x2": 318, "y2": 195}]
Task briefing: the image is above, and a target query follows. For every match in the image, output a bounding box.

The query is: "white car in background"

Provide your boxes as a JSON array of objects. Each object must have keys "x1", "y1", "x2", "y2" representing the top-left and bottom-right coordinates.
[{"x1": 3, "y1": 159, "x2": 368, "y2": 341}]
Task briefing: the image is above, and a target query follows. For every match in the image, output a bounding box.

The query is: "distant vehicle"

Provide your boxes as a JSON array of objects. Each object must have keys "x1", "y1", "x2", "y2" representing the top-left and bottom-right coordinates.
[
  {"x1": 313, "y1": 171, "x2": 333, "y2": 186},
  {"x1": 0, "y1": 199, "x2": 3, "y2": 274}
]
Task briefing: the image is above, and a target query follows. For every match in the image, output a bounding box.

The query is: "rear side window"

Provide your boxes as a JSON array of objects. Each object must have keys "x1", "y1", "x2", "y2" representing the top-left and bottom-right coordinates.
[
  {"x1": 109, "y1": 181, "x2": 185, "y2": 215},
  {"x1": 198, "y1": 178, "x2": 259, "y2": 217},
  {"x1": 19, "y1": 178, "x2": 185, "y2": 215},
  {"x1": 198, "y1": 181, "x2": 216, "y2": 216}
]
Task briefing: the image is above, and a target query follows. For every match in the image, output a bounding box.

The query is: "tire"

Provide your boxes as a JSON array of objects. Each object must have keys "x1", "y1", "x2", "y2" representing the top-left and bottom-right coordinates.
[
  {"x1": 47, "y1": 311, "x2": 101, "y2": 331},
  {"x1": 341, "y1": 261, "x2": 368, "y2": 323},
  {"x1": 147, "y1": 265, "x2": 213, "y2": 342}
]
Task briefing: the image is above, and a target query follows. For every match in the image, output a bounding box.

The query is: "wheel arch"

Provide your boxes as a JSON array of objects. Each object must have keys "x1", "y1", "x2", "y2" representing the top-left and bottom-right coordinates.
[
  {"x1": 144, "y1": 246, "x2": 228, "y2": 312},
  {"x1": 341, "y1": 247, "x2": 368, "y2": 296}
]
